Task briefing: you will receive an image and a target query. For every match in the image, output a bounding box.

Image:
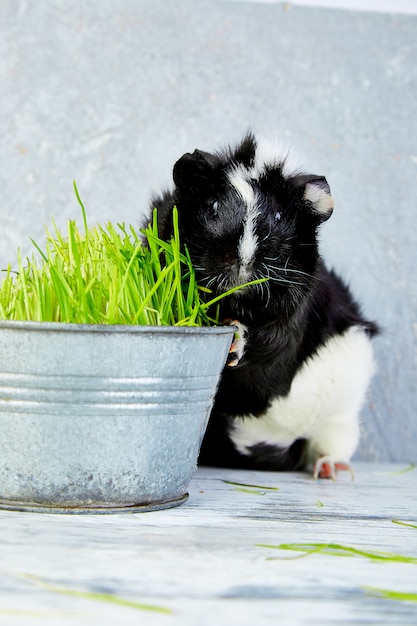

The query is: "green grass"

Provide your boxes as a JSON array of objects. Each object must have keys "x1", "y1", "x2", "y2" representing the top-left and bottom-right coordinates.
[
  {"x1": 221, "y1": 479, "x2": 281, "y2": 496},
  {"x1": 392, "y1": 520, "x2": 417, "y2": 530},
  {"x1": 389, "y1": 463, "x2": 416, "y2": 475},
  {"x1": 259, "y1": 542, "x2": 417, "y2": 603},
  {"x1": 0, "y1": 183, "x2": 266, "y2": 326},
  {"x1": 257, "y1": 542, "x2": 417, "y2": 563},
  {"x1": 18, "y1": 573, "x2": 172, "y2": 614},
  {"x1": 221, "y1": 479, "x2": 280, "y2": 490},
  {"x1": 363, "y1": 587, "x2": 417, "y2": 604}
]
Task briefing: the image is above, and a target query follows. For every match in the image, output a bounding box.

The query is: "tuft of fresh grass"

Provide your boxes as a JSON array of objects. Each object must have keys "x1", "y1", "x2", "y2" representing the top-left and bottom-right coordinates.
[{"x1": 0, "y1": 183, "x2": 266, "y2": 327}]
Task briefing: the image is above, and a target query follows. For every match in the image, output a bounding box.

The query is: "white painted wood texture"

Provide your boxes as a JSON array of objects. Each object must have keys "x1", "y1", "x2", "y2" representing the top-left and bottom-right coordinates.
[{"x1": 0, "y1": 463, "x2": 416, "y2": 625}]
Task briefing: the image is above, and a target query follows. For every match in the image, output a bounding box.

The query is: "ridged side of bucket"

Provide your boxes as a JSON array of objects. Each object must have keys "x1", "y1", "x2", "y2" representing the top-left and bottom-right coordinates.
[
  {"x1": 0, "y1": 372, "x2": 219, "y2": 415},
  {"x1": 0, "y1": 322, "x2": 234, "y2": 511}
]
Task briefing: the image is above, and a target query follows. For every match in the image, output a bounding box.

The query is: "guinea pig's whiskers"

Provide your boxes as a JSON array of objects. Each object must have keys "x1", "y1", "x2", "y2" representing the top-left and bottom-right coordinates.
[
  {"x1": 204, "y1": 276, "x2": 218, "y2": 290},
  {"x1": 218, "y1": 273, "x2": 233, "y2": 294},
  {"x1": 264, "y1": 259, "x2": 316, "y2": 282},
  {"x1": 250, "y1": 266, "x2": 271, "y2": 306},
  {"x1": 260, "y1": 262, "x2": 301, "y2": 287},
  {"x1": 262, "y1": 263, "x2": 302, "y2": 285},
  {"x1": 260, "y1": 284, "x2": 270, "y2": 308},
  {"x1": 260, "y1": 226, "x2": 273, "y2": 242},
  {"x1": 260, "y1": 276, "x2": 272, "y2": 307},
  {"x1": 283, "y1": 268, "x2": 316, "y2": 280},
  {"x1": 268, "y1": 275, "x2": 304, "y2": 286}
]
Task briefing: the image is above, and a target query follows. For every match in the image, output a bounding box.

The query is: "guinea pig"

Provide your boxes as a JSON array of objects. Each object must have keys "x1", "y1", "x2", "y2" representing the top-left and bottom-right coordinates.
[{"x1": 149, "y1": 132, "x2": 378, "y2": 479}]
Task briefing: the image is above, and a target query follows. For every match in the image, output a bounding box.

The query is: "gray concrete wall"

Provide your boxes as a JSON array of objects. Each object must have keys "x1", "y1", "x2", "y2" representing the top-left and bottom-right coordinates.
[{"x1": 1, "y1": 0, "x2": 416, "y2": 462}]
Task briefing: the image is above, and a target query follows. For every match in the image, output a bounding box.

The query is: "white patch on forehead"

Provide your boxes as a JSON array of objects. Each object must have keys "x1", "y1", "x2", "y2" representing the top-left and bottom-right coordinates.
[
  {"x1": 228, "y1": 167, "x2": 259, "y2": 268},
  {"x1": 239, "y1": 206, "x2": 258, "y2": 267},
  {"x1": 251, "y1": 135, "x2": 299, "y2": 179},
  {"x1": 228, "y1": 167, "x2": 257, "y2": 208},
  {"x1": 254, "y1": 137, "x2": 297, "y2": 176},
  {"x1": 226, "y1": 134, "x2": 299, "y2": 272}
]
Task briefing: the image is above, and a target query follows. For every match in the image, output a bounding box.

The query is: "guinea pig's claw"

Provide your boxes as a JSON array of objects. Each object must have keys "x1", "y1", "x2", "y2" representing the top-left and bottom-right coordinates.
[
  {"x1": 224, "y1": 319, "x2": 248, "y2": 367},
  {"x1": 313, "y1": 456, "x2": 354, "y2": 481}
]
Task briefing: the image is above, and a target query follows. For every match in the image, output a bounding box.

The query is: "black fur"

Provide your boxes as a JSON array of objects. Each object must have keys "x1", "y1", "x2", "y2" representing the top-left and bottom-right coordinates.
[{"x1": 149, "y1": 132, "x2": 378, "y2": 471}]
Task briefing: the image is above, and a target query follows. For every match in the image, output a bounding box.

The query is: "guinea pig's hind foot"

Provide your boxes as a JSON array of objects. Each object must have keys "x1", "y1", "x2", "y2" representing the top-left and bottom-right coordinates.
[
  {"x1": 313, "y1": 456, "x2": 355, "y2": 481},
  {"x1": 225, "y1": 320, "x2": 248, "y2": 367}
]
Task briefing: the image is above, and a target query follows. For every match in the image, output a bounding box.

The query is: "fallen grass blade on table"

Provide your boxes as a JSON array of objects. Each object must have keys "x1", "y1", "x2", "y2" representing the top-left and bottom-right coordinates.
[
  {"x1": 392, "y1": 520, "x2": 417, "y2": 530},
  {"x1": 221, "y1": 478, "x2": 281, "y2": 495},
  {"x1": 0, "y1": 183, "x2": 267, "y2": 326},
  {"x1": 363, "y1": 587, "x2": 417, "y2": 604},
  {"x1": 18, "y1": 573, "x2": 172, "y2": 615},
  {"x1": 389, "y1": 463, "x2": 417, "y2": 476},
  {"x1": 256, "y1": 542, "x2": 417, "y2": 563},
  {"x1": 221, "y1": 479, "x2": 280, "y2": 490},
  {"x1": 232, "y1": 487, "x2": 268, "y2": 495}
]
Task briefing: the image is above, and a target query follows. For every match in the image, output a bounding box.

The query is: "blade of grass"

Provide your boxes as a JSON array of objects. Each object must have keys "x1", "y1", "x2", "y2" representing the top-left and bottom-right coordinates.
[
  {"x1": 363, "y1": 587, "x2": 417, "y2": 603},
  {"x1": 392, "y1": 520, "x2": 417, "y2": 529},
  {"x1": 172, "y1": 205, "x2": 186, "y2": 323},
  {"x1": 19, "y1": 573, "x2": 172, "y2": 615},
  {"x1": 17, "y1": 250, "x2": 31, "y2": 321},
  {"x1": 390, "y1": 464, "x2": 416, "y2": 475},
  {"x1": 256, "y1": 543, "x2": 417, "y2": 563},
  {"x1": 233, "y1": 487, "x2": 267, "y2": 495},
  {"x1": 201, "y1": 277, "x2": 269, "y2": 311},
  {"x1": 222, "y1": 479, "x2": 279, "y2": 491},
  {"x1": 73, "y1": 180, "x2": 89, "y2": 236}
]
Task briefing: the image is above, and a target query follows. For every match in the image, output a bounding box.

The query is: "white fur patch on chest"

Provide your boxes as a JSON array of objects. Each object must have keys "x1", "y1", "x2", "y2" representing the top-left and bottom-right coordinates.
[{"x1": 229, "y1": 326, "x2": 376, "y2": 462}]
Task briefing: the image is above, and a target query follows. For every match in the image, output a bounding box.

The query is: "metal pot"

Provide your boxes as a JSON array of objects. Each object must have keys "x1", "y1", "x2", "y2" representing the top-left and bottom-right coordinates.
[{"x1": 0, "y1": 321, "x2": 233, "y2": 513}]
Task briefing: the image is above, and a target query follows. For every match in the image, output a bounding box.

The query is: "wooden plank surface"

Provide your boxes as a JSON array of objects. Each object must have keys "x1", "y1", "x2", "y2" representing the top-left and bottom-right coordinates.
[{"x1": 0, "y1": 463, "x2": 416, "y2": 625}]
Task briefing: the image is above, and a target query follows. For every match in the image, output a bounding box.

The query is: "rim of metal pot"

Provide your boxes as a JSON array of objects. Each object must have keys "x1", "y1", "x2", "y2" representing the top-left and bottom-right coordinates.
[{"x1": 0, "y1": 319, "x2": 236, "y2": 335}]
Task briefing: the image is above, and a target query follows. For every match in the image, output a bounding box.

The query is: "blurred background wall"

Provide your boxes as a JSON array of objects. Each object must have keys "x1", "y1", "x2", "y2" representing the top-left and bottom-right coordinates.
[{"x1": 1, "y1": 0, "x2": 416, "y2": 462}]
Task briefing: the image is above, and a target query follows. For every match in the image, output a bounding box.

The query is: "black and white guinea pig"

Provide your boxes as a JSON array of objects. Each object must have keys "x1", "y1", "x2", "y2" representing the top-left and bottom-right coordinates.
[{"x1": 149, "y1": 132, "x2": 378, "y2": 479}]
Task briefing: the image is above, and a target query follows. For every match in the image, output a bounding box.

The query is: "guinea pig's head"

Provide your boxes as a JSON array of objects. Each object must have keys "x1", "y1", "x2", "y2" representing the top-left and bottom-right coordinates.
[{"x1": 172, "y1": 133, "x2": 334, "y2": 320}]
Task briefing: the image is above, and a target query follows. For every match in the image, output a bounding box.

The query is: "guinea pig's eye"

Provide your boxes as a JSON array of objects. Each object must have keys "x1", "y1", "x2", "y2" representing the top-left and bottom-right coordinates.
[
  {"x1": 274, "y1": 211, "x2": 282, "y2": 221},
  {"x1": 209, "y1": 200, "x2": 219, "y2": 216}
]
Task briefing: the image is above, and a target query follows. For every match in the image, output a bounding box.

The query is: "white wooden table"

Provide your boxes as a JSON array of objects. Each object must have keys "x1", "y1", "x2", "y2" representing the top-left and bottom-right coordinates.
[{"x1": 1, "y1": 463, "x2": 416, "y2": 625}]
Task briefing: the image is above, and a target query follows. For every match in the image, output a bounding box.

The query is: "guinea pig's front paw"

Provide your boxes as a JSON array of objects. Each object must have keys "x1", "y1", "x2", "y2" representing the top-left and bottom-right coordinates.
[
  {"x1": 313, "y1": 455, "x2": 355, "y2": 481},
  {"x1": 225, "y1": 320, "x2": 248, "y2": 367}
]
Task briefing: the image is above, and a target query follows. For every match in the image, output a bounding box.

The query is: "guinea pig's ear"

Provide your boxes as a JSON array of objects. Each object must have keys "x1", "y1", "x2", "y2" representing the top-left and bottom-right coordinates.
[
  {"x1": 173, "y1": 149, "x2": 218, "y2": 192},
  {"x1": 301, "y1": 175, "x2": 334, "y2": 222}
]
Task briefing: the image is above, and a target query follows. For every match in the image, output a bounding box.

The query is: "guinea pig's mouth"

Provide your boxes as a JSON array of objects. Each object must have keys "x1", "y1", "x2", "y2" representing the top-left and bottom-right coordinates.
[{"x1": 215, "y1": 265, "x2": 257, "y2": 295}]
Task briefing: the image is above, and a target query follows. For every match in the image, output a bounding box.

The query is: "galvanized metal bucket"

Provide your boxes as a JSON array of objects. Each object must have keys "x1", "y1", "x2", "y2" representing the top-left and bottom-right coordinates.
[{"x1": 0, "y1": 321, "x2": 234, "y2": 514}]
